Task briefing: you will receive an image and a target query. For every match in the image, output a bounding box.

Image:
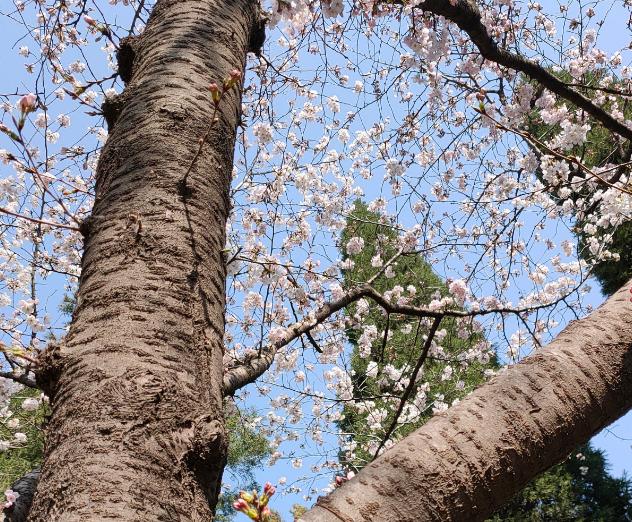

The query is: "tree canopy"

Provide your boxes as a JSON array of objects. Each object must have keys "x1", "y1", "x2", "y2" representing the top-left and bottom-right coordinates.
[{"x1": 0, "y1": 0, "x2": 631, "y2": 520}]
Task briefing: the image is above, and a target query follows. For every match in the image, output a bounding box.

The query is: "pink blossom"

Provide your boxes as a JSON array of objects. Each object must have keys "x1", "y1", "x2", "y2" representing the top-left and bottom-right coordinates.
[
  {"x1": 3, "y1": 489, "x2": 19, "y2": 509},
  {"x1": 448, "y1": 279, "x2": 469, "y2": 304},
  {"x1": 18, "y1": 93, "x2": 37, "y2": 114},
  {"x1": 263, "y1": 482, "x2": 276, "y2": 496},
  {"x1": 345, "y1": 236, "x2": 364, "y2": 255}
]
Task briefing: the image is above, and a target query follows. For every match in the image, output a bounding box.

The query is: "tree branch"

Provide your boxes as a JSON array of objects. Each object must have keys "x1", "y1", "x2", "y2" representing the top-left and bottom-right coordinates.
[
  {"x1": 0, "y1": 370, "x2": 38, "y2": 389},
  {"x1": 3, "y1": 469, "x2": 40, "y2": 522},
  {"x1": 301, "y1": 279, "x2": 632, "y2": 522},
  {"x1": 223, "y1": 285, "x2": 369, "y2": 395},
  {"x1": 0, "y1": 207, "x2": 80, "y2": 233},
  {"x1": 417, "y1": 0, "x2": 632, "y2": 142},
  {"x1": 223, "y1": 282, "x2": 557, "y2": 395}
]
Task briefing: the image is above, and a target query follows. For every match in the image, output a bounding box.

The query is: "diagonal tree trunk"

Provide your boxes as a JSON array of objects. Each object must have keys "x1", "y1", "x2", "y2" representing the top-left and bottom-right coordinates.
[
  {"x1": 29, "y1": 0, "x2": 258, "y2": 519},
  {"x1": 301, "y1": 280, "x2": 632, "y2": 522}
]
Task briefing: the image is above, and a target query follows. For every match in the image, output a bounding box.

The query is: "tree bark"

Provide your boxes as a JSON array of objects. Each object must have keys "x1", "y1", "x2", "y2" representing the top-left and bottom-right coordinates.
[
  {"x1": 301, "y1": 280, "x2": 632, "y2": 522},
  {"x1": 29, "y1": 0, "x2": 257, "y2": 519},
  {"x1": 5, "y1": 469, "x2": 40, "y2": 522}
]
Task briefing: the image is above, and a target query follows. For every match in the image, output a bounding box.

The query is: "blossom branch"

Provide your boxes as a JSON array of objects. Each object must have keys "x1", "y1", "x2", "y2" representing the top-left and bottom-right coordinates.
[
  {"x1": 477, "y1": 109, "x2": 632, "y2": 195},
  {"x1": 223, "y1": 285, "x2": 369, "y2": 395},
  {"x1": 223, "y1": 282, "x2": 560, "y2": 395},
  {"x1": 417, "y1": 0, "x2": 632, "y2": 142},
  {"x1": 0, "y1": 207, "x2": 80, "y2": 233}
]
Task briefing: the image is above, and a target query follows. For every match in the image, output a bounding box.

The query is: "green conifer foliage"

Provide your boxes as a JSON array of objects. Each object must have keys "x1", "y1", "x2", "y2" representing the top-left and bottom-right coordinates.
[
  {"x1": 338, "y1": 200, "x2": 496, "y2": 468},
  {"x1": 491, "y1": 444, "x2": 632, "y2": 521}
]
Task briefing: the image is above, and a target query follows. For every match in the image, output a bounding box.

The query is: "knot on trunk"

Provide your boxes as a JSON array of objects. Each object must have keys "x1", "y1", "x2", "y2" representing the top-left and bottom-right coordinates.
[
  {"x1": 35, "y1": 342, "x2": 65, "y2": 400},
  {"x1": 249, "y1": 14, "x2": 267, "y2": 57},
  {"x1": 101, "y1": 94, "x2": 127, "y2": 132},
  {"x1": 182, "y1": 414, "x2": 228, "y2": 508}
]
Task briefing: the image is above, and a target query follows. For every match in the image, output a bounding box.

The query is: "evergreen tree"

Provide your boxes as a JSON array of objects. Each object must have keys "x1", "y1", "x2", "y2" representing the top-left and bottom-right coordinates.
[
  {"x1": 338, "y1": 200, "x2": 496, "y2": 468},
  {"x1": 492, "y1": 444, "x2": 632, "y2": 521},
  {"x1": 215, "y1": 406, "x2": 272, "y2": 522}
]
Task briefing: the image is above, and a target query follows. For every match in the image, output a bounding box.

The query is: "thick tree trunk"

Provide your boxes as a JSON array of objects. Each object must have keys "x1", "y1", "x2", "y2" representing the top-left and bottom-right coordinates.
[
  {"x1": 302, "y1": 280, "x2": 632, "y2": 522},
  {"x1": 29, "y1": 1, "x2": 257, "y2": 519}
]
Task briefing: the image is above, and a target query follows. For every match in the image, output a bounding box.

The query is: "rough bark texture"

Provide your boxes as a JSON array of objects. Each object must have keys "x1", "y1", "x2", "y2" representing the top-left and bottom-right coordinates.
[
  {"x1": 301, "y1": 280, "x2": 632, "y2": 522},
  {"x1": 29, "y1": 0, "x2": 257, "y2": 519}
]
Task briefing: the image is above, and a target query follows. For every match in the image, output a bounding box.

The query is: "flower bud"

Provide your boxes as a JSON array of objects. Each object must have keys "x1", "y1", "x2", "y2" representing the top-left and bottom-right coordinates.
[
  {"x1": 208, "y1": 82, "x2": 221, "y2": 105},
  {"x1": 84, "y1": 15, "x2": 98, "y2": 27},
  {"x1": 233, "y1": 498, "x2": 249, "y2": 512},
  {"x1": 18, "y1": 93, "x2": 37, "y2": 115},
  {"x1": 263, "y1": 482, "x2": 276, "y2": 497},
  {"x1": 222, "y1": 69, "x2": 243, "y2": 91},
  {"x1": 239, "y1": 490, "x2": 255, "y2": 503}
]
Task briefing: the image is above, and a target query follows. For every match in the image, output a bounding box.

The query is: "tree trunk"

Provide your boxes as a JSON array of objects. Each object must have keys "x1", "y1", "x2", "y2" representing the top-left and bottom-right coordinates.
[
  {"x1": 29, "y1": 0, "x2": 257, "y2": 519},
  {"x1": 301, "y1": 280, "x2": 632, "y2": 522}
]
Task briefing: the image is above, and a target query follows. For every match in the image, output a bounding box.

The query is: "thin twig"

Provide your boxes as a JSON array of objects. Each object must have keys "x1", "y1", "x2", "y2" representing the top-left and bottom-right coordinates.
[{"x1": 372, "y1": 316, "x2": 442, "y2": 459}]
